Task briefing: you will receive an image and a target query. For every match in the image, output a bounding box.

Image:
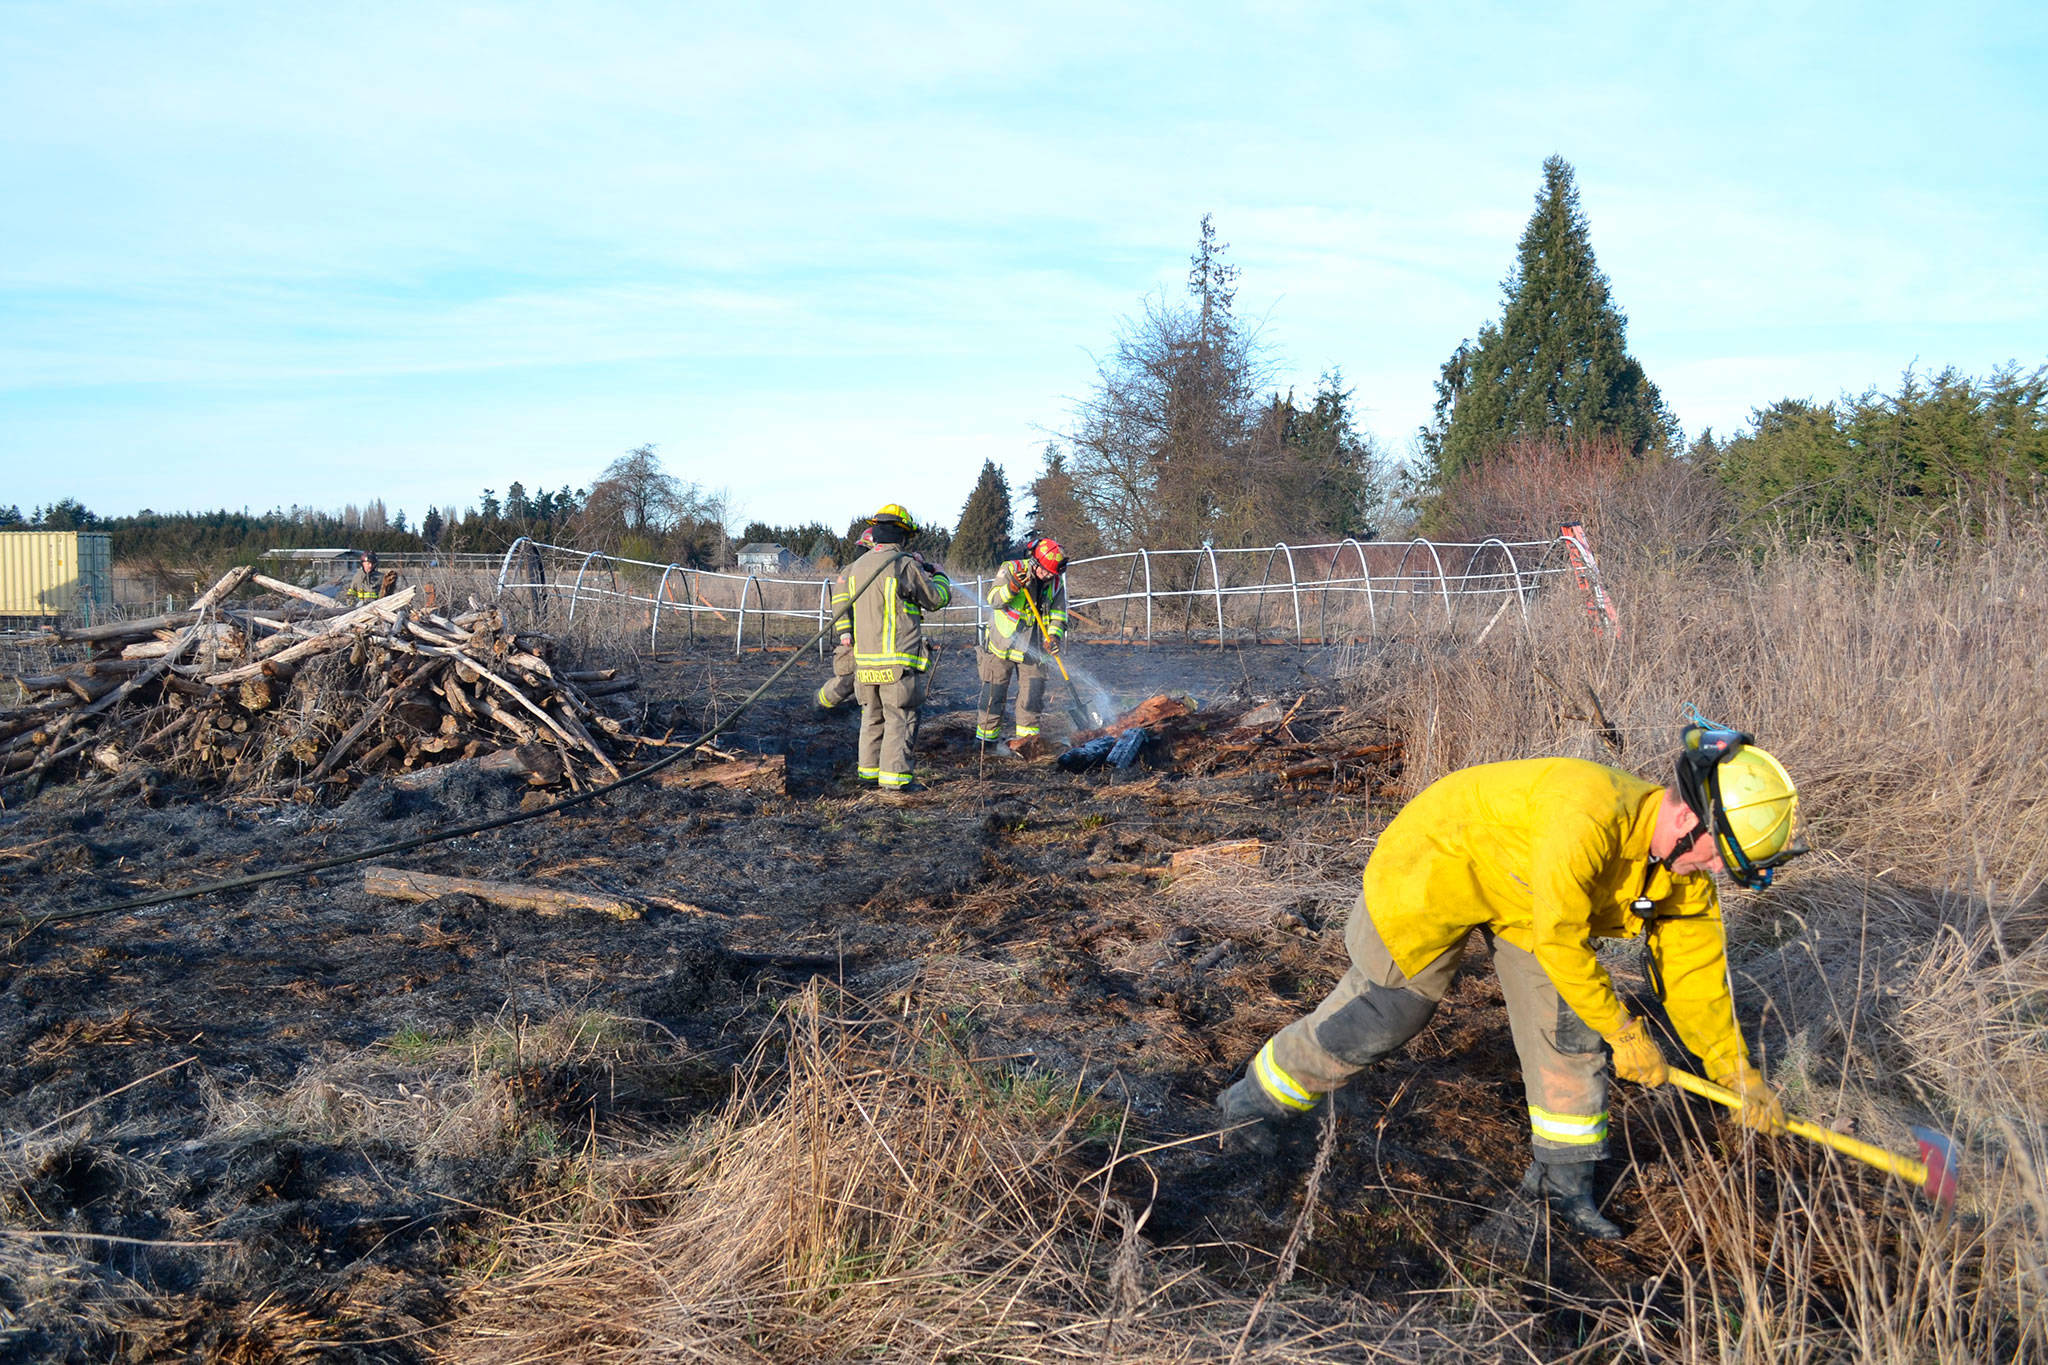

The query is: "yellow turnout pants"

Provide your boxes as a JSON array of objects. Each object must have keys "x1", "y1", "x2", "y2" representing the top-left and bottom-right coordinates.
[{"x1": 856, "y1": 670, "x2": 927, "y2": 788}]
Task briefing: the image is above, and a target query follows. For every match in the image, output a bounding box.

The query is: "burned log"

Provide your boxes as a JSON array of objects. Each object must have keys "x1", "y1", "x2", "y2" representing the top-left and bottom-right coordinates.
[
  {"x1": 362, "y1": 866, "x2": 643, "y2": 921},
  {"x1": 654, "y1": 752, "x2": 787, "y2": 794}
]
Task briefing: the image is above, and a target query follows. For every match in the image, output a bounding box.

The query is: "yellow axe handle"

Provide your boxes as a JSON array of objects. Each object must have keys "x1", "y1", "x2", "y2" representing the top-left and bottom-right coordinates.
[
  {"x1": 1020, "y1": 585, "x2": 1072, "y2": 684},
  {"x1": 1667, "y1": 1068, "x2": 1930, "y2": 1187}
]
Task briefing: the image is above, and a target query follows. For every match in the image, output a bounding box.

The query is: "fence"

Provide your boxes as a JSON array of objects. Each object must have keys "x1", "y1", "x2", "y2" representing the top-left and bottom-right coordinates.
[{"x1": 491, "y1": 533, "x2": 1604, "y2": 656}]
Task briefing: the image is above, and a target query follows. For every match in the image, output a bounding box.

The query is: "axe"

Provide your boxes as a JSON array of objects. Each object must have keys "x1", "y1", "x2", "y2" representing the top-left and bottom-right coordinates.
[{"x1": 1669, "y1": 1068, "x2": 1959, "y2": 1207}]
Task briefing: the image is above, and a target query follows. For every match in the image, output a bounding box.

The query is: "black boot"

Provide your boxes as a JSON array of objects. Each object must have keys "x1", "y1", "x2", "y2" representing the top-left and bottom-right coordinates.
[
  {"x1": 1520, "y1": 1159, "x2": 1624, "y2": 1240},
  {"x1": 1215, "y1": 1074, "x2": 1301, "y2": 1157}
]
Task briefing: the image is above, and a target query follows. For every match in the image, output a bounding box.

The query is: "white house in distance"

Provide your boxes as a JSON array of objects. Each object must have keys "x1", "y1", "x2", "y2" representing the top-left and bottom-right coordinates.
[{"x1": 735, "y1": 543, "x2": 806, "y2": 574}]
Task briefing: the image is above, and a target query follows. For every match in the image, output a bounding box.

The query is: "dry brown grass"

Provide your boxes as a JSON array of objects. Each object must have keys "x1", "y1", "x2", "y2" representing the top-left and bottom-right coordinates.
[
  {"x1": 1347, "y1": 506, "x2": 2048, "y2": 1358},
  {"x1": 426, "y1": 505, "x2": 2048, "y2": 1362},
  {"x1": 440, "y1": 986, "x2": 1489, "y2": 1364}
]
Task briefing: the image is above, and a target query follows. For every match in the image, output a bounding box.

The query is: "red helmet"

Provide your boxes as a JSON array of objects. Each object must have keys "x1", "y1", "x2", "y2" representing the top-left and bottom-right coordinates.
[{"x1": 1030, "y1": 537, "x2": 1067, "y2": 575}]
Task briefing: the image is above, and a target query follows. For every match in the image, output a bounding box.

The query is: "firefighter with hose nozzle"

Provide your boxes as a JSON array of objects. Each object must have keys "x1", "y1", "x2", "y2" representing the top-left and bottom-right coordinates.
[
  {"x1": 975, "y1": 536, "x2": 1068, "y2": 753},
  {"x1": 1216, "y1": 722, "x2": 1806, "y2": 1239}
]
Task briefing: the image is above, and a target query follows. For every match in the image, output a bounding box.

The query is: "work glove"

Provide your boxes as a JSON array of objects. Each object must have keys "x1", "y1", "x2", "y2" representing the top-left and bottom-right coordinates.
[
  {"x1": 1715, "y1": 1059, "x2": 1786, "y2": 1135},
  {"x1": 1604, "y1": 1016, "x2": 1669, "y2": 1087},
  {"x1": 1046, "y1": 634, "x2": 1062, "y2": 656}
]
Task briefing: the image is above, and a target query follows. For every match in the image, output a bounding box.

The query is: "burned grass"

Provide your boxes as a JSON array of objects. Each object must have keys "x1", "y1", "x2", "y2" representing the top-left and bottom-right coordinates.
[{"x1": 2, "y1": 614, "x2": 2038, "y2": 1360}]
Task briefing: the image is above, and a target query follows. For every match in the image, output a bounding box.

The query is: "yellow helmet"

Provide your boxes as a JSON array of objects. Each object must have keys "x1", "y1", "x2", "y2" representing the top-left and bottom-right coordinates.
[
  {"x1": 1677, "y1": 723, "x2": 1805, "y2": 887},
  {"x1": 869, "y1": 503, "x2": 918, "y2": 533}
]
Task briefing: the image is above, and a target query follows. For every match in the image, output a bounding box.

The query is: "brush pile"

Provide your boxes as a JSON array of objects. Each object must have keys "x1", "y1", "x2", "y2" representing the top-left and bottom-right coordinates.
[
  {"x1": 1, "y1": 565, "x2": 647, "y2": 797},
  {"x1": 1059, "y1": 689, "x2": 1406, "y2": 791}
]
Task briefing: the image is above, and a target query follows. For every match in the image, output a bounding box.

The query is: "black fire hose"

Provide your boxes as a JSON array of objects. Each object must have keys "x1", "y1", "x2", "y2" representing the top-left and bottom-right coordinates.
[{"x1": 4, "y1": 567, "x2": 886, "y2": 937}]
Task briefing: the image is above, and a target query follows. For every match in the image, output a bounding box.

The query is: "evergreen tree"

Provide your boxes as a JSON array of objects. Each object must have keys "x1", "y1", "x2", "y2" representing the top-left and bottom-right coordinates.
[
  {"x1": 951, "y1": 460, "x2": 1014, "y2": 570},
  {"x1": 1026, "y1": 443, "x2": 1103, "y2": 558},
  {"x1": 1281, "y1": 370, "x2": 1390, "y2": 538},
  {"x1": 421, "y1": 506, "x2": 444, "y2": 545},
  {"x1": 1712, "y1": 363, "x2": 2048, "y2": 541},
  {"x1": 1423, "y1": 156, "x2": 1675, "y2": 479},
  {"x1": 37, "y1": 497, "x2": 97, "y2": 529}
]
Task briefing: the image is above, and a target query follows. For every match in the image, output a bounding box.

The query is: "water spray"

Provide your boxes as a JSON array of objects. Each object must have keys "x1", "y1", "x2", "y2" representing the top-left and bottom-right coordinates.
[{"x1": 1017, "y1": 579, "x2": 1108, "y2": 729}]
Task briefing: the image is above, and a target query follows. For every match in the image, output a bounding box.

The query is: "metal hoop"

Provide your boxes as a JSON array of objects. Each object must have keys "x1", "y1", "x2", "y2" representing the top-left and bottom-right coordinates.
[
  {"x1": 651, "y1": 563, "x2": 679, "y2": 652},
  {"x1": 567, "y1": 549, "x2": 602, "y2": 623}
]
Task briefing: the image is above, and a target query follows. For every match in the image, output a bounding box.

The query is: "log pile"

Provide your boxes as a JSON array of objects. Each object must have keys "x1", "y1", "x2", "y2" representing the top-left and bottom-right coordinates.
[{"x1": 1, "y1": 566, "x2": 649, "y2": 797}]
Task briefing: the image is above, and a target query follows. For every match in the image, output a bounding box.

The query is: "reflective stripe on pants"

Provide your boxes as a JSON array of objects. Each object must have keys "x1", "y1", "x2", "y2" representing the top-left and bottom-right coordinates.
[
  {"x1": 1251, "y1": 893, "x2": 1609, "y2": 1159},
  {"x1": 976, "y1": 648, "x2": 1044, "y2": 740},
  {"x1": 856, "y1": 670, "x2": 927, "y2": 788}
]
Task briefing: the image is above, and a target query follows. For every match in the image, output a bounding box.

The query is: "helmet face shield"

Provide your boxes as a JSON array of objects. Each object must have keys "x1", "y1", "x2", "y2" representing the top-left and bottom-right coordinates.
[{"x1": 1677, "y1": 722, "x2": 1805, "y2": 888}]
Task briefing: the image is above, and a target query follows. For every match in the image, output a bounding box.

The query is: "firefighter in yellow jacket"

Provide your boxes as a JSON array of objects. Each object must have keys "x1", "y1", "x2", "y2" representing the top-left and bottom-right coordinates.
[
  {"x1": 832, "y1": 505, "x2": 951, "y2": 792},
  {"x1": 975, "y1": 537, "x2": 1067, "y2": 748},
  {"x1": 1218, "y1": 723, "x2": 1806, "y2": 1239}
]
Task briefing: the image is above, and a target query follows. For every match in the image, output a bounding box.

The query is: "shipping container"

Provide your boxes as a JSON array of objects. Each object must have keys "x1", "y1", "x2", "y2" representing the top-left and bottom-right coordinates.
[{"x1": 0, "y1": 531, "x2": 115, "y2": 624}]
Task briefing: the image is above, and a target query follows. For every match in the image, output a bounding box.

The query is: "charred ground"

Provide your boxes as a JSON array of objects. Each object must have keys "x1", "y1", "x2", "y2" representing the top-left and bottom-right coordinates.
[{"x1": 3, "y1": 641, "x2": 1800, "y2": 1361}]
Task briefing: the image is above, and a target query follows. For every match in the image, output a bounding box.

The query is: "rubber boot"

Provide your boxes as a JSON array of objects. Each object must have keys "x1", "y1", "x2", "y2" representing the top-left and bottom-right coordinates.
[
  {"x1": 1520, "y1": 1159, "x2": 1624, "y2": 1240},
  {"x1": 1215, "y1": 1073, "x2": 1300, "y2": 1157}
]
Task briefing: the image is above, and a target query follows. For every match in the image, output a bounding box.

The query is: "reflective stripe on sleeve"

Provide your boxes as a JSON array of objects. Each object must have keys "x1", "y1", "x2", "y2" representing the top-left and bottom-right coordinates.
[
  {"x1": 1253, "y1": 1039, "x2": 1321, "y2": 1112},
  {"x1": 1527, "y1": 1104, "x2": 1608, "y2": 1146}
]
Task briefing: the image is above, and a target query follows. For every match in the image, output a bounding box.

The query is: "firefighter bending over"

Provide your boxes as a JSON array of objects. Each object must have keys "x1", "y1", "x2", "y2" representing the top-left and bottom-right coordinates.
[
  {"x1": 975, "y1": 537, "x2": 1067, "y2": 750},
  {"x1": 1217, "y1": 724, "x2": 1806, "y2": 1239},
  {"x1": 832, "y1": 504, "x2": 950, "y2": 793}
]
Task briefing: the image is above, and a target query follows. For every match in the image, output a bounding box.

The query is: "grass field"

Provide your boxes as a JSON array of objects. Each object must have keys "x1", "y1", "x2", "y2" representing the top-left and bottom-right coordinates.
[{"x1": 426, "y1": 514, "x2": 2048, "y2": 1361}]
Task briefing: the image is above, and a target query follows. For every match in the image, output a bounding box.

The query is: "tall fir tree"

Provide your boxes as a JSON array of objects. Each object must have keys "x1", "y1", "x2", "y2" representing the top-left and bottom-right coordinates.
[
  {"x1": 1423, "y1": 156, "x2": 1675, "y2": 479},
  {"x1": 1027, "y1": 443, "x2": 1104, "y2": 558},
  {"x1": 951, "y1": 459, "x2": 1015, "y2": 571}
]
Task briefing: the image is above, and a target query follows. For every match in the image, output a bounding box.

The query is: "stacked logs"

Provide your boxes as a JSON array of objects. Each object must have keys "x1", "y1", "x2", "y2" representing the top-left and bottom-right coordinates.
[{"x1": 1, "y1": 565, "x2": 647, "y2": 796}]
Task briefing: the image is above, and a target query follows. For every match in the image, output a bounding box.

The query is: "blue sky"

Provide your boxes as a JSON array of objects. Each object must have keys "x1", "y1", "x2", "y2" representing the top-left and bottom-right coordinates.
[{"x1": 3, "y1": 1, "x2": 2043, "y2": 531}]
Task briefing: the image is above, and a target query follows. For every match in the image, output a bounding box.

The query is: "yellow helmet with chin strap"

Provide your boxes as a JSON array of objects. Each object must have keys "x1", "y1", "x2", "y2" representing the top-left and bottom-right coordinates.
[
  {"x1": 1677, "y1": 721, "x2": 1805, "y2": 887},
  {"x1": 869, "y1": 503, "x2": 918, "y2": 534}
]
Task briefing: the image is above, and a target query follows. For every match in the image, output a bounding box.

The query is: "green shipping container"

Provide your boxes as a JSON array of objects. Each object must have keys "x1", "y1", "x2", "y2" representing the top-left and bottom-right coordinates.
[{"x1": 0, "y1": 531, "x2": 115, "y2": 623}]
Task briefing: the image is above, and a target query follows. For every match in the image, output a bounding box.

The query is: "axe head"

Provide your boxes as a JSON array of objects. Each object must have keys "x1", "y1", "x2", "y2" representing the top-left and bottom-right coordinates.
[{"x1": 1911, "y1": 1125, "x2": 1960, "y2": 1208}]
